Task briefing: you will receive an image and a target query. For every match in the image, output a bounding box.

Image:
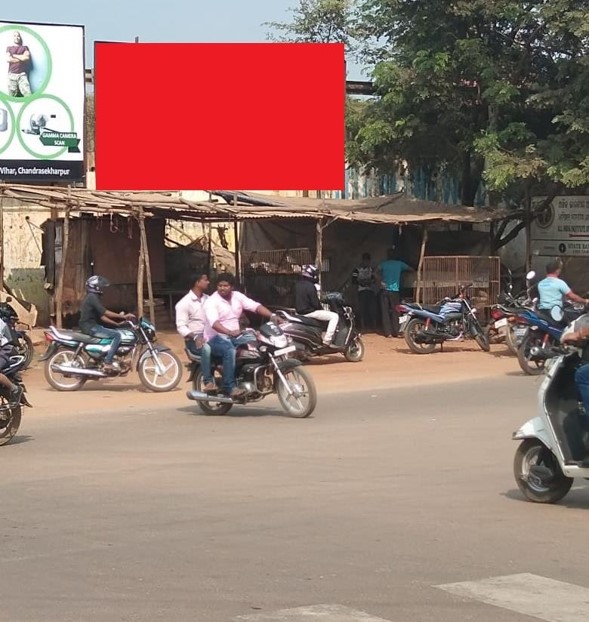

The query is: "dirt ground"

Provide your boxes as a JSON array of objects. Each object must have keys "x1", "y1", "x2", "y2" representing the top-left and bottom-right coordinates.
[{"x1": 21, "y1": 329, "x2": 524, "y2": 418}]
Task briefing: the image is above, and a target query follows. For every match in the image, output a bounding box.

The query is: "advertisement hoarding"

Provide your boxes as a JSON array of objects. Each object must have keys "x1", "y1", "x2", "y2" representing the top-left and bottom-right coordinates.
[
  {"x1": 530, "y1": 195, "x2": 589, "y2": 257},
  {"x1": 0, "y1": 21, "x2": 85, "y2": 184}
]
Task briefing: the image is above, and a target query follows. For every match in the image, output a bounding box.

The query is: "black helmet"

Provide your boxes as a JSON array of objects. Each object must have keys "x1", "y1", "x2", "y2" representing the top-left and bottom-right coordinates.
[{"x1": 86, "y1": 275, "x2": 110, "y2": 295}]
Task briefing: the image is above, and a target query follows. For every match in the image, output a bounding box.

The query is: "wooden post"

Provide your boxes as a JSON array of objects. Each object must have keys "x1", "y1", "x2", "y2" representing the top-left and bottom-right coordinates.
[
  {"x1": 136, "y1": 209, "x2": 145, "y2": 319},
  {"x1": 138, "y1": 207, "x2": 155, "y2": 325},
  {"x1": 233, "y1": 193, "x2": 241, "y2": 284},
  {"x1": 55, "y1": 206, "x2": 71, "y2": 328},
  {"x1": 315, "y1": 218, "x2": 323, "y2": 290},
  {"x1": 415, "y1": 227, "x2": 428, "y2": 304}
]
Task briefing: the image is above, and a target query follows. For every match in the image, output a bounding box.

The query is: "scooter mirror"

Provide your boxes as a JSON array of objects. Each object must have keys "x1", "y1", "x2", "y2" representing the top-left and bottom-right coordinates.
[
  {"x1": 551, "y1": 306, "x2": 564, "y2": 322},
  {"x1": 526, "y1": 270, "x2": 536, "y2": 281}
]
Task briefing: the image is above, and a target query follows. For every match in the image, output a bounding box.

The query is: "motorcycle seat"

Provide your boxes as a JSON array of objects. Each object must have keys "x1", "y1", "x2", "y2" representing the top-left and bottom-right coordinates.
[{"x1": 51, "y1": 328, "x2": 103, "y2": 344}]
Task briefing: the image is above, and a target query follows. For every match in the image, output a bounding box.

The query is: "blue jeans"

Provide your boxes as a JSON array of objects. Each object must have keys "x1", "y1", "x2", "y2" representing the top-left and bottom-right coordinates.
[
  {"x1": 88, "y1": 326, "x2": 122, "y2": 363},
  {"x1": 575, "y1": 364, "x2": 589, "y2": 419},
  {"x1": 185, "y1": 339, "x2": 213, "y2": 384}
]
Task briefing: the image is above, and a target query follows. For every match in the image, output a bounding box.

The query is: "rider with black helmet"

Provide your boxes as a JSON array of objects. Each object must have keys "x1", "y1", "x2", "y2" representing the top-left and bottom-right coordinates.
[{"x1": 79, "y1": 275, "x2": 135, "y2": 372}]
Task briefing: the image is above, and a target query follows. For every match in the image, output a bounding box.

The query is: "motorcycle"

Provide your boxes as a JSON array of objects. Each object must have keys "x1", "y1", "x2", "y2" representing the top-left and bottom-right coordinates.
[
  {"x1": 0, "y1": 349, "x2": 33, "y2": 446},
  {"x1": 0, "y1": 297, "x2": 34, "y2": 369},
  {"x1": 400, "y1": 283, "x2": 490, "y2": 354},
  {"x1": 275, "y1": 292, "x2": 365, "y2": 363},
  {"x1": 488, "y1": 270, "x2": 536, "y2": 355},
  {"x1": 186, "y1": 321, "x2": 317, "y2": 418},
  {"x1": 39, "y1": 316, "x2": 182, "y2": 392},
  {"x1": 513, "y1": 313, "x2": 589, "y2": 503},
  {"x1": 515, "y1": 303, "x2": 585, "y2": 375}
]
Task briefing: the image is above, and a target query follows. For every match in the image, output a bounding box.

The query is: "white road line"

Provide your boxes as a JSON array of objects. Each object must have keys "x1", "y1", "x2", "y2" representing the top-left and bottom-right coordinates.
[
  {"x1": 438, "y1": 573, "x2": 589, "y2": 622},
  {"x1": 236, "y1": 604, "x2": 392, "y2": 621}
]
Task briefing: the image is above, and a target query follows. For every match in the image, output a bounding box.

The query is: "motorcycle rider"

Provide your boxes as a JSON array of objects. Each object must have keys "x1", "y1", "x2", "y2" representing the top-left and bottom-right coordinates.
[
  {"x1": 562, "y1": 324, "x2": 589, "y2": 424},
  {"x1": 79, "y1": 276, "x2": 135, "y2": 373},
  {"x1": 175, "y1": 273, "x2": 215, "y2": 392},
  {"x1": 0, "y1": 314, "x2": 22, "y2": 405},
  {"x1": 294, "y1": 265, "x2": 339, "y2": 347},
  {"x1": 537, "y1": 258, "x2": 588, "y2": 323},
  {"x1": 203, "y1": 273, "x2": 274, "y2": 398}
]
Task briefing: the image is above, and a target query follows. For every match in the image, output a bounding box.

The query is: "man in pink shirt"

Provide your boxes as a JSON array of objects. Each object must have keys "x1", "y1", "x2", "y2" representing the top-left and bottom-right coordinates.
[{"x1": 204, "y1": 273, "x2": 274, "y2": 398}]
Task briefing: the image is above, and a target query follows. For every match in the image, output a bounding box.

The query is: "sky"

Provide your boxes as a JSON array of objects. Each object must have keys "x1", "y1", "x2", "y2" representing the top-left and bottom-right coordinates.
[{"x1": 3, "y1": 0, "x2": 366, "y2": 79}]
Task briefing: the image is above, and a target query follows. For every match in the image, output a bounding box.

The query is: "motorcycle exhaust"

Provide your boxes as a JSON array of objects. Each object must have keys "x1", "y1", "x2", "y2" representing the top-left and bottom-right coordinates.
[
  {"x1": 51, "y1": 364, "x2": 107, "y2": 378},
  {"x1": 186, "y1": 390, "x2": 235, "y2": 404},
  {"x1": 529, "y1": 346, "x2": 563, "y2": 360}
]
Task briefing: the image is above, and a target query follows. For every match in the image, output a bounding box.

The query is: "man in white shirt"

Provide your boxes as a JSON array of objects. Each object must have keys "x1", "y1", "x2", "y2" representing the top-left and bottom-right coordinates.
[
  {"x1": 175, "y1": 274, "x2": 215, "y2": 392},
  {"x1": 204, "y1": 273, "x2": 274, "y2": 398}
]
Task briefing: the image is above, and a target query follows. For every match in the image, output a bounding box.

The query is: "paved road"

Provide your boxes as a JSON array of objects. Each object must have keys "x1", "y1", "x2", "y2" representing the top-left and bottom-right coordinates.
[{"x1": 2, "y1": 374, "x2": 589, "y2": 622}]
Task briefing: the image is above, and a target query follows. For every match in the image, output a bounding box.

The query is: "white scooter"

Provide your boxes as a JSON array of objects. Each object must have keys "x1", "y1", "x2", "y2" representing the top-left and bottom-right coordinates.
[{"x1": 513, "y1": 311, "x2": 589, "y2": 503}]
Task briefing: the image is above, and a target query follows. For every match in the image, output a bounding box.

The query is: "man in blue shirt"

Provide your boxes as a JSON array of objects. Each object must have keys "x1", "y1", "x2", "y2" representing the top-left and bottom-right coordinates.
[
  {"x1": 377, "y1": 247, "x2": 413, "y2": 338},
  {"x1": 537, "y1": 258, "x2": 587, "y2": 321}
]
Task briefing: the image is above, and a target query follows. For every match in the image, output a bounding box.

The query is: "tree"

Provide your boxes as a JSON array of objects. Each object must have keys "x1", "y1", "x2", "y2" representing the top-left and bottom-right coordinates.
[
  {"x1": 349, "y1": 0, "x2": 589, "y2": 224},
  {"x1": 263, "y1": 0, "x2": 355, "y2": 51}
]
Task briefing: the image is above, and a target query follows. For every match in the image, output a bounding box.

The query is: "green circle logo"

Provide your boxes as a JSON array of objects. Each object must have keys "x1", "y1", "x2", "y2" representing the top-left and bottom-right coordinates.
[
  {"x1": 16, "y1": 94, "x2": 75, "y2": 159},
  {"x1": 0, "y1": 95, "x2": 16, "y2": 155},
  {"x1": 0, "y1": 24, "x2": 53, "y2": 101}
]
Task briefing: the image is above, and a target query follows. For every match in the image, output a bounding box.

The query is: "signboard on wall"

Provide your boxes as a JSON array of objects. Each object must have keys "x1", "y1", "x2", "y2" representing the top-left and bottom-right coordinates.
[
  {"x1": 531, "y1": 196, "x2": 589, "y2": 257},
  {"x1": 0, "y1": 20, "x2": 85, "y2": 183}
]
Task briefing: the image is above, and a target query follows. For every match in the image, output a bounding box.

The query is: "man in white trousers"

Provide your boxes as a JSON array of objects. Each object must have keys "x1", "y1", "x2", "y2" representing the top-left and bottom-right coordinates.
[{"x1": 294, "y1": 265, "x2": 339, "y2": 346}]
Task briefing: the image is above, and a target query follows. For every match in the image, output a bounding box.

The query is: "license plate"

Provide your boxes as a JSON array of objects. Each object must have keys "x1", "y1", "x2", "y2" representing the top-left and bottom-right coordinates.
[
  {"x1": 274, "y1": 345, "x2": 296, "y2": 357},
  {"x1": 399, "y1": 316, "x2": 408, "y2": 324},
  {"x1": 494, "y1": 318, "x2": 508, "y2": 329},
  {"x1": 514, "y1": 327, "x2": 528, "y2": 337}
]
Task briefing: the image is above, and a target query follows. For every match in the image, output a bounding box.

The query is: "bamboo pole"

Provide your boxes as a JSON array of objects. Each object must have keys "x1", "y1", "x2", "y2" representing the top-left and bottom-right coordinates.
[
  {"x1": 136, "y1": 209, "x2": 145, "y2": 319},
  {"x1": 315, "y1": 218, "x2": 323, "y2": 290},
  {"x1": 138, "y1": 207, "x2": 155, "y2": 325},
  {"x1": 415, "y1": 227, "x2": 428, "y2": 304},
  {"x1": 55, "y1": 206, "x2": 71, "y2": 328}
]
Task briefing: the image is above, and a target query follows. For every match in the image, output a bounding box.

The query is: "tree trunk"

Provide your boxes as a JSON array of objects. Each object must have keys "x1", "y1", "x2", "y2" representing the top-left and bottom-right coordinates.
[{"x1": 460, "y1": 151, "x2": 484, "y2": 207}]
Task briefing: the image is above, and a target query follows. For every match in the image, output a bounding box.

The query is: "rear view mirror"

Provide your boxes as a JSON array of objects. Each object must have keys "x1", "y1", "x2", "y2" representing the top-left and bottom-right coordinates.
[{"x1": 551, "y1": 306, "x2": 564, "y2": 322}]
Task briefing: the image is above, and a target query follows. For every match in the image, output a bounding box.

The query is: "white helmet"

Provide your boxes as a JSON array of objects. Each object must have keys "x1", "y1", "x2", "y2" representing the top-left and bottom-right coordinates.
[{"x1": 302, "y1": 265, "x2": 318, "y2": 282}]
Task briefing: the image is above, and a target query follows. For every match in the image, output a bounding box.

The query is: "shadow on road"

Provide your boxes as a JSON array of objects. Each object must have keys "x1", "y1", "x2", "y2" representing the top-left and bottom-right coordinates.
[
  {"x1": 502, "y1": 487, "x2": 589, "y2": 508},
  {"x1": 177, "y1": 405, "x2": 315, "y2": 419}
]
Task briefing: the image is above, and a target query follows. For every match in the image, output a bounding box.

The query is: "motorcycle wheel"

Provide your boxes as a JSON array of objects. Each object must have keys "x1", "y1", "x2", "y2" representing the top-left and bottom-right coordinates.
[
  {"x1": 505, "y1": 323, "x2": 527, "y2": 356},
  {"x1": 404, "y1": 318, "x2": 436, "y2": 354},
  {"x1": 0, "y1": 405, "x2": 21, "y2": 446},
  {"x1": 138, "y1": 350, "x2": 182, "y2": 392},
  {"x1": 17, "y1": 334, "x2": 34, "y2": 369},
  {"x1": 517, "y1": 332, "x2": 546, "y2": 376},
  {"x1": 470, "y1": 320, "x2": 490, "y2": 352},
  {"x1": 276, "y1": 367, "x2": 317, "y2": 418},
  {"x1": 344, "y1": 336, "x2": 365, "y2": 362},
  {"x1": 514, "y1": 439, "x2": 572, "y2": 503},
  {"x1": 44, "y1": 348, "x2": 88, "y2": 391},
  {"x1": 193, "y1": 371, "x2": 232, "y2": 415}
]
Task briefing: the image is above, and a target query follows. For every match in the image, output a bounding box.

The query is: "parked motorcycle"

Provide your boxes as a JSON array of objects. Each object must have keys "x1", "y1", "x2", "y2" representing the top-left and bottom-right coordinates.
[
  {"x1": 40, "y1": 317, "x2": 182, "y2": 392},
  {"x1": 0, "y1": 350, "x2": 32, "y2": 446},
  {"x1": 186, "y1": 321, "x2": 317, "y2": 418},
  {"x1": 276, "y1": 292, "x2": 365, "y2": 363},
  {"x1": 513, "y1": 313, "x2": 589, "y2": 503},
  {"x1": 400, "y1": 284, "x2": 490, "y2": 354},
  {"x1": 487, "y1": 269, "x2": 536, "y2": 354},
  {"x1": 0, "y1": 297, "x2": 34, "y2": 369}
]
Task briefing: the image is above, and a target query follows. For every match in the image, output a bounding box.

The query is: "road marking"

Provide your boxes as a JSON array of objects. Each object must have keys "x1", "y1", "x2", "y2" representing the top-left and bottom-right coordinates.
[
  {"x1": 236, "y1": 604, "x2": 392, "y2": 621},
  {"x1": 438, "y1": 573, "x2": 589, "y2": 622}
]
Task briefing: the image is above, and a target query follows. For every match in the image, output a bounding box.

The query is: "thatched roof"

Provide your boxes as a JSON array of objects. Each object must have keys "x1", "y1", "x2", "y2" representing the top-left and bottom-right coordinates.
[{"x1": 0, "y1": 184, "x2": 506, "y2": 225}]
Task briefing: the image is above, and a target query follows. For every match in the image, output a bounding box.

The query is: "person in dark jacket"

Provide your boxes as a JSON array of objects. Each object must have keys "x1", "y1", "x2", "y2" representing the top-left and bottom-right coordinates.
[
  {"x1": 294, "y1": 265, "x2": 339, "y2": 346},
  {"x1": 79, "y1": 275, "x2": 135, "y2": 372}
]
